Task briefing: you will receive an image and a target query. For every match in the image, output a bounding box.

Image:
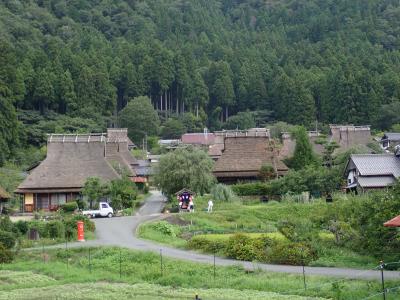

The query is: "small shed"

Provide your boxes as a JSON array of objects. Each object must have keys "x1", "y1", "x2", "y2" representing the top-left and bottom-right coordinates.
[
  {"x1": 175, "y1": 189, "x2": 195, "y2": 210},
  {"x1": 0, "y1": 186, "x2": 10, "y2": 214},
  {"x1": 383, "y1": 215, "x2": 400, "y2": 227}
]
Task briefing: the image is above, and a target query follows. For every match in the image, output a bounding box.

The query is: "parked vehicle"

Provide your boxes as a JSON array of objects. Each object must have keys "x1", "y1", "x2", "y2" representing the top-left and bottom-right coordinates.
[{"x1": 82, "y1": 202, "x2": 114, "y2": 218}]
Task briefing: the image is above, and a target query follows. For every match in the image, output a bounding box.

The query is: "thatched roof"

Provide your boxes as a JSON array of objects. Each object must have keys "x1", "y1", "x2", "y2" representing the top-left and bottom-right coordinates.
[
  {"x1": 213, "y1": 136, "x2": 288, "y2": 179},
  {"x1": 0, "y1": 186, "x2": 10, "y2": 199},
  {"x1": 16, "y1": 140, "x2": 120, "y2": 193}
]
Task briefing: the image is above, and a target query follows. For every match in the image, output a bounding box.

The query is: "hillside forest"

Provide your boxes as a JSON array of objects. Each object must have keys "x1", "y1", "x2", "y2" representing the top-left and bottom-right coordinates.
[{"x1": 2, "y1": 0, "x2": 400, "y2": 165}]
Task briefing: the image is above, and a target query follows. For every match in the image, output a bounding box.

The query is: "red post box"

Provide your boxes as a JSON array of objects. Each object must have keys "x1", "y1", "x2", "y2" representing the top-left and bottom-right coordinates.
[{"x1": 77, "y1": 221, "x2": 85, "y2": 242}]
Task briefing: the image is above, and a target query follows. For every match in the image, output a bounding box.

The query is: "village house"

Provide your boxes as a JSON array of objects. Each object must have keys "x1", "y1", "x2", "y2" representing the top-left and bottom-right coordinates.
[
  {"x1": 213, "y1": 130, "x2": 288, "y2": 183},
  {"x1": 0, "y1": 186, "x2": 10, "y2": 214},
  {"x1": 380, "y1": 133, "x2": 400, "y2": 151},
  {"x1": 344, "y1": 152, "x2": 400, "y2": 192},
  {"x1": 16, "y1": 129, "x2": 137, "y2": 212}
]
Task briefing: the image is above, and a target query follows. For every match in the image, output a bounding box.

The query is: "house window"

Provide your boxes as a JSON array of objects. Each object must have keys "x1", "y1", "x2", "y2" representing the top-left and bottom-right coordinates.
[{"x1": 58, "y1": 194, "x2": 66, "y2": 205}]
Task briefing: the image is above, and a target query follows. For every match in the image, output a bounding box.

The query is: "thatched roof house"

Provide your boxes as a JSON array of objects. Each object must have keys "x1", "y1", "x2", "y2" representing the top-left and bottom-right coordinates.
[
  {"x1": 16, "y1": 129, "x2": 137, "y2": 212},
  {"x1": 213, "y1": 136, "x2": 288, "y2": 183}
]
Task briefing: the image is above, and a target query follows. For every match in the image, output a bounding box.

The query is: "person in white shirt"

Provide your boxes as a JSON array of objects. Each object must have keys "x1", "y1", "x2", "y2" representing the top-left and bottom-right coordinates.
[{"x1": 207, "y1": 199, "x2": 213, "y2": 213}]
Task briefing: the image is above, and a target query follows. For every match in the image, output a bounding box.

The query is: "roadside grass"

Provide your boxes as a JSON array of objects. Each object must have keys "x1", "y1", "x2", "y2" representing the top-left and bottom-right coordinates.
[
  {"x1": 19, "y1": 231, "x2": 96, "y2": 249},
  {"x1": 138, "y1": 196, "x2": 380, "y2": 269},
  {"x1": 1, "y1": 247, "x2": 399, "y2": 299}
]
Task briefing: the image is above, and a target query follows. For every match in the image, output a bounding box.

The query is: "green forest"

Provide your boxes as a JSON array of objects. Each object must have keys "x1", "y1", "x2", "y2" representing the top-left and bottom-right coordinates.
[{"x1": 2, "y1": 0, "x2": 400, "y2": 164}]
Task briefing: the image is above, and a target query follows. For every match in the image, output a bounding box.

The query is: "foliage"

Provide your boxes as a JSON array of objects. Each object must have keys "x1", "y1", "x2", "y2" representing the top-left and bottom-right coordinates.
[
  {"x1": 160, "y1": 118, "x2": 186, "y2": 139},
  {"x1": 82, "y1": 177, "x2": 108, "y2": 209},
  {"x1": 154, "y1": 146, "x2": 215, "y2": 196},
  {"x1": 0, "y1": 230, "x2": 16, "y2": 249},
  {"x1": 259, "y1": 164, "x2": 276, "y2": 181},
  {"x1": 109, "y1": 177, "x2": 138, "y2": 210},
  {"x1": 211, "y1": 184, "x2": 238, "y2": 202},
  {"x1": 60, "y1": 201, "x2": 78, "y2": 213},
  {"x1": 0, "y1": 244, "x2": 13, "y2": 263},
  {"x1": 151, "y1": 221, "x2": 179, "y2": 238},
  {"x1": 46, "y1": 221, "x2": 65, "y2": 239},
  {"x1": 232, "y1": 182, "x2": 272, "y2": 196},
  {"x1": 287, "y1": 126, "x2": 317, "y2": 170},
  {"x1": 223, "y1": 111, "x2": 256, "y2": 130},
  {"x1": 268, "y1": 242, "x2": 318, "y2": 266},
  {"x1": 118, "y1": 96, "x2": 160, "y2": 145}
]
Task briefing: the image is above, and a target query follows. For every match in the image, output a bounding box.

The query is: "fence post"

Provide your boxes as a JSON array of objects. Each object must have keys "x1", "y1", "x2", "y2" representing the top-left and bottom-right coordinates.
[
  {"x1": 380, "y1": 261, "x2": 386, "y2": 300},
  {"x1": 119, "y1": 248, "x2": 122, "y2": 279},
  {"x1": 42, "y1": 242, "x2": 45, "y2": 264},
  {"x1": 213, "y1": 250, "x2": 216, "y2": 281},
  {"x1": 89, "y1": 248, "x2": 91, "y2": 273},
  {"x1": 302, "y1": 265, "x2": 307, "y2": 290},
  {"x1": 160, "y1": 249, "x2": 163, "y2": 276}
]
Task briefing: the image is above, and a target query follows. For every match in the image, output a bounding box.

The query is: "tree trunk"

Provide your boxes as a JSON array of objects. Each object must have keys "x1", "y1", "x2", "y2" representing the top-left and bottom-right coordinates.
[
  {"x1": 196, "y1": 102, "x2": 199, "y2": 118},
  {"x1": 225, "y1": 106, "x2": 228, "y2": 121},
  {"x1": 160, "y1": 94, "x2": 163, "y2": 111}
]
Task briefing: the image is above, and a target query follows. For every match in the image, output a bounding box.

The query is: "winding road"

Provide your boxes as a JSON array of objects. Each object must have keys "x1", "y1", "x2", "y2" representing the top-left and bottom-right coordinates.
[{"x1": 67, "y1": 191, "x2": 400, "y2": 280}]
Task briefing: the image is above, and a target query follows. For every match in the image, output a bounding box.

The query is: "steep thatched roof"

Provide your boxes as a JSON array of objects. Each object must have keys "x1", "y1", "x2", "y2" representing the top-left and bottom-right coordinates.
[
  {"x1": 213, "y1": 136, "x2": 288, "y2": 179},
  {"x1": 16, "y1": 140, "x2": 120, "y2": 193},
  {"x1": 0, "y1": 186, "x2": 10, "y2": 199}
]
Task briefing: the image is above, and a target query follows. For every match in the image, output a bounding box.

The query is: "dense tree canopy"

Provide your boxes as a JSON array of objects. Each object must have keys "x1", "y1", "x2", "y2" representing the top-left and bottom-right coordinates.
[
  {"x1": 118, "y1": 96, "x2": 160, "y2": 144},
  {"x1": 154, "y1": 146, "x2": 215, "y2": 196},
  {"x1": 2, "y1": 0, "x2": 400, "y2": 156}
]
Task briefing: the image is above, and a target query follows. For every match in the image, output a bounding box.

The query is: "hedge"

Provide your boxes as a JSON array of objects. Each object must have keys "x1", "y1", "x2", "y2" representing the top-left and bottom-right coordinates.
[{"x1": 232, "y1": 182, "x2": 273, "y2": 196}]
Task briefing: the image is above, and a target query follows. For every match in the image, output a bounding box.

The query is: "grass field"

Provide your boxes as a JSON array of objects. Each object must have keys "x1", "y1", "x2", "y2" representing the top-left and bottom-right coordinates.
[
  {"x1": 1, "y1": 247, "x2": 399, "y2": 300},
  {"x1": 138, "y1": 196, "x2": 380, "y2": 269}
]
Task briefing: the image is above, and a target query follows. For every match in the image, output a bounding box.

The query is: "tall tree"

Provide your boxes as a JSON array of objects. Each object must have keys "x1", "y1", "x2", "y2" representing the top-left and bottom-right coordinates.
[
  {"x1": 288, "y1": 126, "x2": 317, "y2": 170},
  {"x1": 118, "y1": 96, "x2": 160, "y2": 145}
]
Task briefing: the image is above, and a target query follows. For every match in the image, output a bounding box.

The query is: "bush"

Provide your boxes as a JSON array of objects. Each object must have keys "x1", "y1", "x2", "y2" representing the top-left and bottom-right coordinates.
[
  {"x1": 0, "y1": 216, "x2": 15, "y2": 233},
  {"x1": 211, "y1": 184, "x2": 238, "y2": 202},
  {"x1": 61, "y1": 201, "x2": 78, "y2": 213},
  {"x1": 224, "y1": 234, "x2": 258, "y2": 261},
  {"x1": 267, "y1": 242, "x2": 318, "y2": 266},
  {"x1": 232, "y1": 182, "x2": 272, "y2": 196},
  {"x1": 15, "y1": 220, "x2": 29, "y2": 236},
  {"x1": 0, "y1": 230, "x2": 16, "y2": 249},
  {"x1": 28, "y1": 220, "x2": 49, "y2": 238},
  {"x1": 151, "y1": 221, "x2": 178, "y2": 237},
  {"x1": 187, "y1": 236, "x2": 226, "y2": 253},
  {"x1": 0, "y1": 244, "x2": 13, "y2": 263},
  {"x1": 46, "y1": 220, "x2": 65, "y2": 239},
  {"x1": 277, "y1": 220, "x2": 315, "y2": 242}
]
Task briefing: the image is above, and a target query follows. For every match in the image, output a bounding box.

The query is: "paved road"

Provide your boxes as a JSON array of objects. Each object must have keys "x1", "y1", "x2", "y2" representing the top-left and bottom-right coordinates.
[{"x1": 66, "y1": 191, "x2": 400, "y2": 280}]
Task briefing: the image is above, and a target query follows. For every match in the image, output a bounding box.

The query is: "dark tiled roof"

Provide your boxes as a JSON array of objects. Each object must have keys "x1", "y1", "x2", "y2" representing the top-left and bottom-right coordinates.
[
  {"x1": 382, "y1": 133, "x2": 400, "y2": 141},
  {"x1": 350, "y1": 154, "x2": 400, "y2": 177}
]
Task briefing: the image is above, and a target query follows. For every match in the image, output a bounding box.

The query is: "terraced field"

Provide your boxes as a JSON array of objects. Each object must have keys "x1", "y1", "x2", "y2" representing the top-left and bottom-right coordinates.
[{"x1": 0, "y1": 271, "x2": 322, "y2": 300}]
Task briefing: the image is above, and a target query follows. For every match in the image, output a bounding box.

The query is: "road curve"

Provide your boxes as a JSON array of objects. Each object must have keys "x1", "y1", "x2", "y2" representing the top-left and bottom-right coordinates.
[{"x1": 67, "y1": 191, "x2": 400, "y2": 281}]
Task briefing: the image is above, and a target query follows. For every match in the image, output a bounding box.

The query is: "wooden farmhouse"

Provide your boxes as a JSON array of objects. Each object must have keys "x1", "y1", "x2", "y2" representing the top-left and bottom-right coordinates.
[
  {"x1": 380, "y1": 133, "x2": 400, "y2": 151},
  {"x1": 213, "y1": 132, "x2": 288, "y2": 183},
  {"x1": 16, "y1": 128, "x2": 137, "y2": 212},
  {"x1": 344, "y1": 153, "x2": 400, "y2": 192}
]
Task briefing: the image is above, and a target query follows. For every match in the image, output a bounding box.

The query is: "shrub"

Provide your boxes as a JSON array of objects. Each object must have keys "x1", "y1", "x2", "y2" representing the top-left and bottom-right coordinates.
[
  {"x1": 0, "y1": 230, "x2": 16, "y2": 249},
  {"x1": 0, "y1": 216, "x2": 15, "y2": 233},
  {"x1": 267, "y1": 242, "x2": 318, "y2": 266},
  {"x1": 15, "y1": 220, "x2": 29, "y2": 235},
  {"x1": 0, "y1": 244, "x2": 13, "y2": 263},
  {"x1": 151, "y1": 221, "x2": 178, "y2": 237},
  {"x1": 46, "y1": 220, "x2": 65, "y2": 239},
  {"x1": 28, "y1": 220, "x2": 49, "y2": 238},
  {"x1": 61, "y1": 201, "x2": 78, "y2": 213},
  {"x1": 232, "y1": 182, "x2": 272, "y2": 196},
  {"x1": 187, "y1": 236, "x2": 226, "y2": 253},
  {"x1": 277, "y1": 220, "x2": 315, "y2": 242},
  {"x1": 224, "y1": 233, "x2": 257, "y2": 261},
  {"x1": 211, "y1": 184, "x2": 238, "y2": 202}
]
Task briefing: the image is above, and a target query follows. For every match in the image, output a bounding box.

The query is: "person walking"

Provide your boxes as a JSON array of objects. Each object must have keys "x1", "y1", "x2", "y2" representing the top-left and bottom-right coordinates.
[{"x1": 207, "y1": 199, "x2": 213, "y2": 213}]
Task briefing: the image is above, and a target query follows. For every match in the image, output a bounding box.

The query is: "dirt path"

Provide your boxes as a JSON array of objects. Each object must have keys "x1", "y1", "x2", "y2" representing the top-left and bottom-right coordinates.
[{"x1": 60, "y1": 191, "x2": 400, "y2": 280}]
